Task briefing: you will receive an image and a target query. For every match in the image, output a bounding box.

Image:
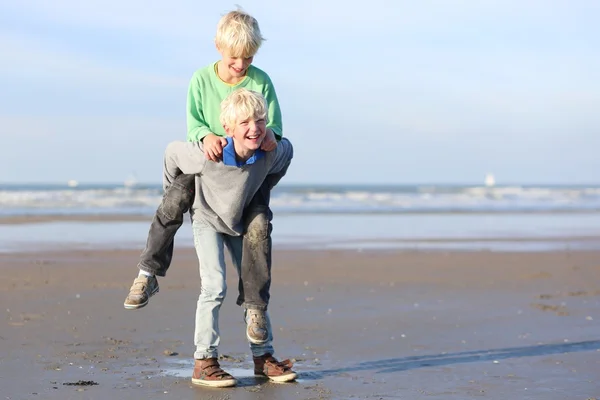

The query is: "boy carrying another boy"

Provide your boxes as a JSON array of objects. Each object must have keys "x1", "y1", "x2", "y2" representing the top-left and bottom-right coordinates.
[
  {"x1": 124, "y1": 9, "x2": 282, "y2": 346},
  {"x1": 163, "y1": 88, "x2": 296, "y2": 386}
]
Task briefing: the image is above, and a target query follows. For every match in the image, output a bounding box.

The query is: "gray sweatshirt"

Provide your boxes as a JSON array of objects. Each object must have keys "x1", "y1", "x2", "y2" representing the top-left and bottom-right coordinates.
[{"x1": 163, "y1": 138, "x2": 293, "y2": 236}]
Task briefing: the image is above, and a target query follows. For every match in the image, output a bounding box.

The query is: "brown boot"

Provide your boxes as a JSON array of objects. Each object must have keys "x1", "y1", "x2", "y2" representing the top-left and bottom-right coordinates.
[
  {"x1": 191, "y1": 358, "x2": 236, "y2": 388},
  {"x1": 253, "y1": 353, "x2": 297, "y2": 383}
]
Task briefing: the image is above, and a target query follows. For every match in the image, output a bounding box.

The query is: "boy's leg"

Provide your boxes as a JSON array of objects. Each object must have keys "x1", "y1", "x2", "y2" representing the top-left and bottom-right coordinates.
[
  {"x1": 124, "y1": 173, "x2": 195, "y2": 310},
  {"x1": 192, "y1": 220, "x2": 227, "y2": 360},
  {"x1": 237, "y1": 180, "x2": 273, "y2": 311},
  {"x1": 227, "y1": 235, "x2": 296, "y2": 383},
  {"x1": 237, "y1": 162, "x2": 290, "y2": 312},
  {"x1": 235, "y1": 181, "x2": 273, "y2": 344},
  {"x1": 139, "y1": 173, "x2": 196, "y2": 276},
  {"x1": 227, "y1": 236, "x2": 274, "y2": 348},
  {"x1": 191, "y1": 221, "x2": 236, "y2": 387}
]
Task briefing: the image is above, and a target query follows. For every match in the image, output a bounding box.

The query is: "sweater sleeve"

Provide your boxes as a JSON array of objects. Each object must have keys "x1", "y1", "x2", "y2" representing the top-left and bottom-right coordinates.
[
  {"x1": 163, "y1": 141, "x2": 206, "y2": 190},
  {"x1": 263, "y1": 76, "x2": 283, "y2": 140},
  {"x1": 186, "y1": 75, "x2": 212, "y2": 142},
  {"x1": 268, "y1": 138, "x2": 293, "y2": 177}
]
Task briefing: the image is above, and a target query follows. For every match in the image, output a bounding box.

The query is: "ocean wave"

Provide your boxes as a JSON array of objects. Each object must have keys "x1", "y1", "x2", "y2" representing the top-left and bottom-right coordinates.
[{"x1": 1, "y1": 184, "x2": 600, "y2": 216}]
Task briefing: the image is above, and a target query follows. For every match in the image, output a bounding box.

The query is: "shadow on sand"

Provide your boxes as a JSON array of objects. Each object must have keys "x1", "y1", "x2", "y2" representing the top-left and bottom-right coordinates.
[{"x1": 302, "y1": 339, "x2": 600, "y2": 379}]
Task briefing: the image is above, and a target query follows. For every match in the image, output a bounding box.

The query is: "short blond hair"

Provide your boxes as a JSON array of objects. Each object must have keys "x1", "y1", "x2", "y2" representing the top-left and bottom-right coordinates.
[
  {"x1": 215, "y1": 9, "x2": 265, "y2": 58},
  {"x1": 220, "y1": 88, "x2": 268, "y2": 128}
]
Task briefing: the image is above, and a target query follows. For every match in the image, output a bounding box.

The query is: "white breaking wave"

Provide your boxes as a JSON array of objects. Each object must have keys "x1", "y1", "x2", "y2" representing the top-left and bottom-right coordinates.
[
  {"x1": 1, "y1": 185, "x2": 600, "y2": 215},
  {"x1": 0, "y1": 188, "x2": 161, "y2": 211}
]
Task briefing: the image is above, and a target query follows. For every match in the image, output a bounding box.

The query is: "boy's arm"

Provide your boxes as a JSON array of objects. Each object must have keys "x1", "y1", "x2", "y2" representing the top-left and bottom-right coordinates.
[
  {"x1": 186, "y1": 75, "x2": 212, "y2": 142},
  {"x1": 264, "y1": 161, "x2": 291, "y2": 190},
  {"x1": 264, "y1": 77, "x2": 283, "y2": 140},
  {"x1": 265, "y1": 138, "x2": 293, "y2": 188},
  {"x1": 163, "y1": 141, "x2": 207, "y2": 190}
]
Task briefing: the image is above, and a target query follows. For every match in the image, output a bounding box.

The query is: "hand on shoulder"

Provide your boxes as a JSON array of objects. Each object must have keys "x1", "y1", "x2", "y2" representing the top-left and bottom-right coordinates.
[{"x1": 203, "y1": 133, "x2": 228, "y2": 162}]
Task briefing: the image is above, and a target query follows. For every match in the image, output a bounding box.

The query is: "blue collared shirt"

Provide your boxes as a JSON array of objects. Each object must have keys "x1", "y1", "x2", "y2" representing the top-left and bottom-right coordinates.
[{"x1": 222, "y1": 137, "x2": 265, "y2": 167}]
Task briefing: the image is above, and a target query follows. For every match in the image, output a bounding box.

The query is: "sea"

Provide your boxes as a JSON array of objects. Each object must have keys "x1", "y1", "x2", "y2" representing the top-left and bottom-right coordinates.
[{"x1": 2, "y1": 183, "x2": 600, "y2": 253}]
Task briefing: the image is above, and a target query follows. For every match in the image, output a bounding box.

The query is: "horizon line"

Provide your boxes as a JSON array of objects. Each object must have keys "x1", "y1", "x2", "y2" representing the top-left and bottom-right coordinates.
[{"x1": 1, "y1": 181, "x2": 600, "y2": 187}]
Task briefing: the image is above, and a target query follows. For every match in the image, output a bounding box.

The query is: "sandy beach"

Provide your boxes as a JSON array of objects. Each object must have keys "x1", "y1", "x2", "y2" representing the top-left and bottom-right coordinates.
[
  {"x1": 1, "y1": 246, "x2": 599, "y2": 399},
  {"x1": 3, "y1": 0, "x2": 599, "y2": 396}
]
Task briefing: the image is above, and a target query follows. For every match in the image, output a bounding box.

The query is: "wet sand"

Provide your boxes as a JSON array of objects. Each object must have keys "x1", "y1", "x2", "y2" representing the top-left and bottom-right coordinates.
[{"x1": 1, "y1": 247, "x2": 599, "y2": 399}]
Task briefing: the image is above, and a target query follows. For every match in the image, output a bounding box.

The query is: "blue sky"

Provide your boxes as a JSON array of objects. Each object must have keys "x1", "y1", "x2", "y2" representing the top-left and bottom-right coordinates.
[{"x1": 1, "y1": 0, "x2": 598, "y2": 184}]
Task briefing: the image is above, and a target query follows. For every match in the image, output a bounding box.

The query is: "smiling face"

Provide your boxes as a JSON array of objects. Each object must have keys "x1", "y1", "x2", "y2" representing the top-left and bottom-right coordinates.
[
  {"x1": 214, "y1": 10, "x2": 264, "y2": 84},
  {"x1": 220, "y1": 89, "x2": 269, "y2": 160},
  {"x1": 225, "y1": 116, "x2": 267, "y2": 153},
  {"x1": 217, "y1": 47, "x2": 254, "y2": 83}
]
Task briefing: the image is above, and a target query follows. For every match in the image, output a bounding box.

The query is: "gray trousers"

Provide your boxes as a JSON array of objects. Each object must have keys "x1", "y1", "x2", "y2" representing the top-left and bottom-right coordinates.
[{"x1": 138, "y1": 173, "x2": 273, "y2": 311}]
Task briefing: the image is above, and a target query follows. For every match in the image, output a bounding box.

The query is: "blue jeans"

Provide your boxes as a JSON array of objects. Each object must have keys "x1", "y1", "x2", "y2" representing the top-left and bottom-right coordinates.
[{"x1": 192, "y1": 220, "x2": 275, "y2": 359}]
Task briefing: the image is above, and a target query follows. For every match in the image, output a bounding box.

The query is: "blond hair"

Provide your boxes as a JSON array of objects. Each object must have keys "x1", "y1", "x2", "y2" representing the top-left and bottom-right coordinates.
[
  {"x1": 215, "y1": 9, "x2": 265, "y2": 58},
  {"x1": 220, "y1": 88, "x2": 268, "y2": 128}
]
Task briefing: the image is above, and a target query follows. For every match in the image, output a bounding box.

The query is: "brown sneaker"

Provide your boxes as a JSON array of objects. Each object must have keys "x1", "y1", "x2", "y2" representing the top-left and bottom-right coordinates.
[
  {"x1": 253, "y1": 353, "x2": 297, "y2": 383},
  {"x1": 192, "y1": 358, "x2": 236, "y2": 388},
  {"x1": 123, "y1": 275, "x2": 159, "y2": 310}
]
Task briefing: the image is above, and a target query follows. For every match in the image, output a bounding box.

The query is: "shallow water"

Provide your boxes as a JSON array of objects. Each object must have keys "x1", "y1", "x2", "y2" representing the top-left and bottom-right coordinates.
[{"x1": 2, "y1": 213, "x2": 600, "y2": 253}]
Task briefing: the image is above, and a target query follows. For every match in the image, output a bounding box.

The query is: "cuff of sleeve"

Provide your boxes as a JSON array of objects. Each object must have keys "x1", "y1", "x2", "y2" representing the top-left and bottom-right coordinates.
[{"x1": 271, "y1": 129, "x2": 282, "y2": 141}]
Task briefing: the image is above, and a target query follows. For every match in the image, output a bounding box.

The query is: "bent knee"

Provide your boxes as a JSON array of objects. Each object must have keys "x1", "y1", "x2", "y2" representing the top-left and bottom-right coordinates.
[
  {"x1": 159, "y1": 183, "x2": 194, "y2": 220},
  {"x1": 244, "y1": 211, "x2": 271, "y2": 242}
]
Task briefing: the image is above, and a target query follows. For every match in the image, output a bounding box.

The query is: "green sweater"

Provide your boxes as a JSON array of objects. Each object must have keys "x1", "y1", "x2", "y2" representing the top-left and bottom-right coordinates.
[{"x1": 186, "y1": 62, "x2": 283, "y2": 142}]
